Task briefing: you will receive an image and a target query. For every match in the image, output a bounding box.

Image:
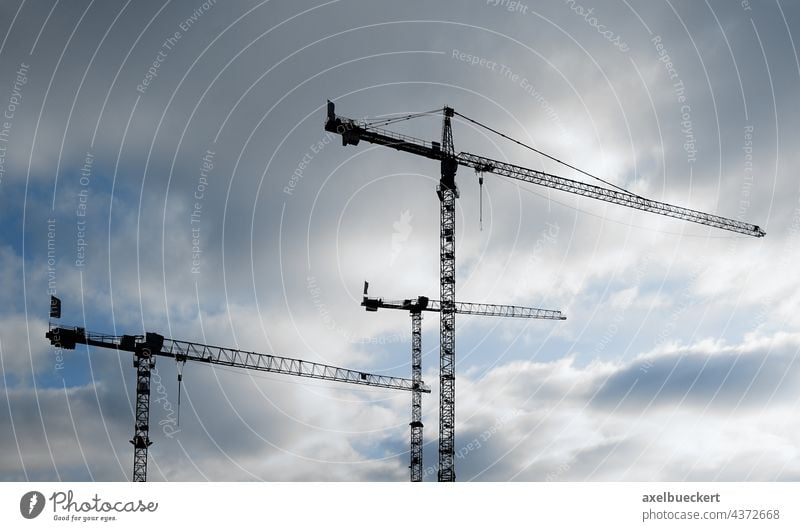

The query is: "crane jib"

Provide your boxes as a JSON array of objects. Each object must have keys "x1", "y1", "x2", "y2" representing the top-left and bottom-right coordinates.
[
  {"x1": 457, "y1": 152, "x2": 765, "y2": 238},
  {"x1": 45, "y1": 326, "x2": 429, "y2": 393}
]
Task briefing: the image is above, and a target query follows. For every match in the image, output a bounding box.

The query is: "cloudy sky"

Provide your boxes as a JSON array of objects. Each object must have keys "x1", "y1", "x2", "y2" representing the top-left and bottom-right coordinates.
[{"x1": 1, "y1": 0, "x2": 799, "y2": 482}]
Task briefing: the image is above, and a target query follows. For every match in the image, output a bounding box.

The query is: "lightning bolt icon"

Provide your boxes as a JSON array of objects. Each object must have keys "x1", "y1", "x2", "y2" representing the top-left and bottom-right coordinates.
[{"x1": 28, "y1": 493, "x2": 37, "y2": 515}]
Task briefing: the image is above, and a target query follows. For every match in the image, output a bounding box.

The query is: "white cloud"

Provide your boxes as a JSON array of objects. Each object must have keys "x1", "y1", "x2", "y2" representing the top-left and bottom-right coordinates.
[
  {"x1": 0, "y1": 315, "x2": 52, "y2": 378},
  {"x1": 452, "y1": 331, "x2": 800, "y2": 481}
]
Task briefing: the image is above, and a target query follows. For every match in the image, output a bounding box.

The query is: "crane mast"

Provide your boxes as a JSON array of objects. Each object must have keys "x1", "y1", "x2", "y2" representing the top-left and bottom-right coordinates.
[
  {"x1": 410, "y1": 309, "x2": 424, "y2": 482},
  {"x1": 437, "y1": 106, "x2": 458, "y2": 481},
  {"x1": 46, "y1": 324, "x2": 428, "y2": 482},
  {"x1": 324, "y1": 99, "x2": 764, "y2": 482},
  {"x1": 361, "y1": 283, "x2": 565, "y2": 481}
]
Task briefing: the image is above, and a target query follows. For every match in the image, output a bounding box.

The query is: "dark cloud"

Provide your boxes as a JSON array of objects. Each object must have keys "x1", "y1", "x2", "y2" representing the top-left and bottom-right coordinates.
[{"x1": 592, "y1": 337, "x2": 800, "y2": 411}]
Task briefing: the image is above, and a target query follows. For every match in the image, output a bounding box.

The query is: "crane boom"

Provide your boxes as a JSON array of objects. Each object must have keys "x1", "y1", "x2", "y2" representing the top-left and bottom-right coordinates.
[
  {"x1": 363, "y1": 295, "x2": 565, "y2": 320},
  {"x1": 445, "y1": 300, "x2": 564, "y2": 319},
  {"x1": 456, "y1": 152, "x2": 765, "y2": 238},
  {"x1": 47, "y1": 326, "x2": 428, "y2": 393}
]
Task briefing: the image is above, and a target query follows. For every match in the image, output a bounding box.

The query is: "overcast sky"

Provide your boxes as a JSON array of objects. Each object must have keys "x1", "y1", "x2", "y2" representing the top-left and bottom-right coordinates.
[{"x1": 1, "y1": 0, "x2": 799, "y2": 481}]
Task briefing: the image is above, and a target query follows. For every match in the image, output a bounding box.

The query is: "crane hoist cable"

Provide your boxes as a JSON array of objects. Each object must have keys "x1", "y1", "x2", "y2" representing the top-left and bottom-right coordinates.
[{"x1": 453, "y1": 110, "x2": 643, "y2": 199}]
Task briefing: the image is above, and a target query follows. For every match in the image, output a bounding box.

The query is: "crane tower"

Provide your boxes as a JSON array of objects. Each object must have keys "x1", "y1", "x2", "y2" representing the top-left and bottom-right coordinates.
[
  {"x1": 324, "y1": 100, "x2": 764, "y2": 481},
  {"x1": 361, "y1": 282, "x2": 564, "y2": 481},
  {"x1": 46, "y1": 317, "x2": 428, "y2": 482}
]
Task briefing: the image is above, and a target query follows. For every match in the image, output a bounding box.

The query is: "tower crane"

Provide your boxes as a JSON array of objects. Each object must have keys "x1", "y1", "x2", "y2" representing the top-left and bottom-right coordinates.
[
  {"x1": 324, "y1": 100, "x2": 765, "y2": 481},
  {"x1": 361, "y1": 281, "x2": 565, "y2": 481},
  {"x1": 46, "y1": 315, "x2": 429, "y2": 482}
]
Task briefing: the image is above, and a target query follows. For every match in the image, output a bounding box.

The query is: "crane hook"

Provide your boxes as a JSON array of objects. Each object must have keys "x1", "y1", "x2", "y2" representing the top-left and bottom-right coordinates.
[
  {"x1": 176, "y1": 359, "x2": 185, "y2": 427},
  {"x1": 478, "y1": 175, "x2": 484, "y2": 231}
]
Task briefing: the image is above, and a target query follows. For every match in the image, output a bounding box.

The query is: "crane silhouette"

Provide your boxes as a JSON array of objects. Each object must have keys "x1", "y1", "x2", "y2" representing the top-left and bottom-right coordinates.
[
  {"x1": 47, "y1": 316, "x2": 429, "y2": 482},
  {"x1": 325, "y1": 100, "x2": 764, "y2": 481},
  {"x1": 361, "y1": 281, "x2": 564, "y2": 481}
]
